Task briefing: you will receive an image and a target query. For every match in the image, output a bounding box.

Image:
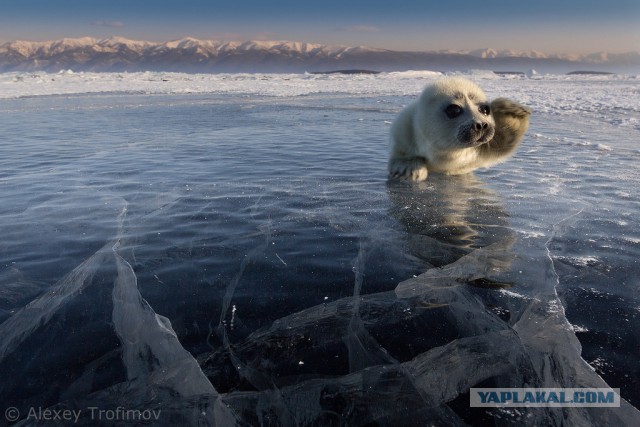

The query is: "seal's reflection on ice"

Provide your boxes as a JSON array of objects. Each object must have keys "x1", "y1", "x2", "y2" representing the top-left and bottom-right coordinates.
[{"x1": 386, "y1": 174, "x2": 517, "y2": 289}]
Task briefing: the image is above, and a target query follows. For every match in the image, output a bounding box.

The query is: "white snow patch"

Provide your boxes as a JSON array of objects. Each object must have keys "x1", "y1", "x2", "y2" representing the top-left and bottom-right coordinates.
[
  {"x1": 569, "y1": 256, "x2": 601, "y2": 267},
  {"x1": 572, "y1": 324, "x2": 589, "y2": 333},
  {"x1": 519, "y1": 230, "x2": 546, "y2": 239}
]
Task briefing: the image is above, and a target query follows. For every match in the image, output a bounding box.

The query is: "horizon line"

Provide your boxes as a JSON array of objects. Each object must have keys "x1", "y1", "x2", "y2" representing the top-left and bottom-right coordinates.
[{"x1": 1, "y1": 35, "x2": 639, "y2": 56}]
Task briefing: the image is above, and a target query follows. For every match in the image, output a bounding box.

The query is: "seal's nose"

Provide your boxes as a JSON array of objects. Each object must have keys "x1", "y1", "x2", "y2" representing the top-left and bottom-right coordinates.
[{"x1": 473, "y1": 121, "x2": 488, "y2": 131}]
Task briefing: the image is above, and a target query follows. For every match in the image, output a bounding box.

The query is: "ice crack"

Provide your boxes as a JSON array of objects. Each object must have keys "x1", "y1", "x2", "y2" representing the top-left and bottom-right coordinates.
[{"x1": 544, "y1": 205, "x2": 586, "y2": 293}]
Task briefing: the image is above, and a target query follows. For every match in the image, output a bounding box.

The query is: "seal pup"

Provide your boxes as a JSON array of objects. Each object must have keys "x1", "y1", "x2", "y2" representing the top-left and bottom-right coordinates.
[{"x1": 388, "y1": 77, "x2": 531, "y2": 181}]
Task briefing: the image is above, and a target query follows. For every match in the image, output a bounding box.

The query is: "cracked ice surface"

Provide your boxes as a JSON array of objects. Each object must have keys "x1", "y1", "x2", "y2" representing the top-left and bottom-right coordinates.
[{"x1": 0, "y1": 72, "x2": 639, "y2": 425}]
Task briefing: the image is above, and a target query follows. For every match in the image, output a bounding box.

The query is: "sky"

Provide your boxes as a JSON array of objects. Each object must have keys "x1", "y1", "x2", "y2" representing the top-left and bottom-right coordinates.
[{"x1": 1, "y1": 0, "x2": 639, "y2": 54}]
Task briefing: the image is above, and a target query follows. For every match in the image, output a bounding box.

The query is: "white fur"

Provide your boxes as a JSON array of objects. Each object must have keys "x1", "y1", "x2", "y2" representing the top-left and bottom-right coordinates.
[{"x1": 388, "y1": 77, "x2": 529, "y2": 181}]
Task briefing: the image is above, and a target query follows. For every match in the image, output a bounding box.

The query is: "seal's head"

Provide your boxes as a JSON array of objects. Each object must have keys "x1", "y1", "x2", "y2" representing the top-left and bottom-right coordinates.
[{"x1": 417, "y1": 77, "x2": 495, "y2": 149}]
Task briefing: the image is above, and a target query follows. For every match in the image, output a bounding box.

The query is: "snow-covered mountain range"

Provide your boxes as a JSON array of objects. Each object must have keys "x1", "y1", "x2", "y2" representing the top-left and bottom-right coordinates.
[{"x1": 1, "y1": 37, "x2": 638, "y2": 73}]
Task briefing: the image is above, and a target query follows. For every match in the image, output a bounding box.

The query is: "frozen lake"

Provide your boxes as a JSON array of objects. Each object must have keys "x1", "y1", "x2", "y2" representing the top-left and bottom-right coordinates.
[{"x1": 0, "y1": 71, "x2": 639, "y2": 425}]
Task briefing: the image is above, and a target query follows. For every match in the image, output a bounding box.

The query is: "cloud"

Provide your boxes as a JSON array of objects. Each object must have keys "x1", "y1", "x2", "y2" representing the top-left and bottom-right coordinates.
[
  {"x1": 93, "y1": 20, "x2": 126, "y2": 28},
  {"x1": 336, "y1": 25, "x2": 380, "y2": 33}
]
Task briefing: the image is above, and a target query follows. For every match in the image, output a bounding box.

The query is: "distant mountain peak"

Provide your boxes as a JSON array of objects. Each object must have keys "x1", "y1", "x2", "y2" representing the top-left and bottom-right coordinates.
[{"x1": 1, "y1": 36, "x2": 638, "y2": 74}]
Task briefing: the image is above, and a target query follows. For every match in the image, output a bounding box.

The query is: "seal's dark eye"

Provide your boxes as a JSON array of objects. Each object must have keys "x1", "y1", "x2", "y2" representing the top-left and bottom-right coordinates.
[
  {"x1": 444, "y1": 104, "x2": 463, "y2": 119},
  {"x1": 479, "y1": 104, "x2": 491, "y2": 116}
]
